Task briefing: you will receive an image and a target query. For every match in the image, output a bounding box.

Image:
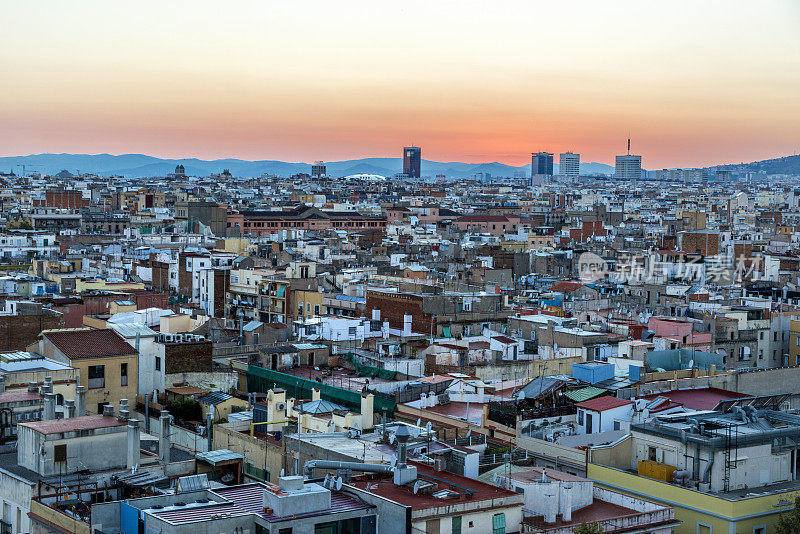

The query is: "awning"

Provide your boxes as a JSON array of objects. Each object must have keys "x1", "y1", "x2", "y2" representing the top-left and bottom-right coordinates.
[
  {"x1": 276, "y1": 285, "x2": 286, "y2": 297},
  {"x1": 443, "y1": 326, "x2": 452, "y2": 338},
  {"x1": 564, "y1": 386, "x2": 608, "y2": 403}
]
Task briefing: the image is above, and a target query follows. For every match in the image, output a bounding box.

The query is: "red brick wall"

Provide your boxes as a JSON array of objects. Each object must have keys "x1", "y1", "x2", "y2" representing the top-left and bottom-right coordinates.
[
  {"x1": 164, "y1": 341, "x2": 213, "y2": 373},
  {"x1": 365, "y1": 291, "x2": 433, "y2": 333},
  {"x1": 0, "y1": 313, "x2": 64, "y2": 351}
]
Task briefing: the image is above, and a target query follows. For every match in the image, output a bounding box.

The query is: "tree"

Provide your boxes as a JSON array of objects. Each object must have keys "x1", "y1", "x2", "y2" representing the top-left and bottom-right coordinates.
[
  {"x1": 574, "y1": 522, "x2": 603, "y2": 534},
  {"x1": 775, "y1": 496, "x2": 800, "y2": 534}
]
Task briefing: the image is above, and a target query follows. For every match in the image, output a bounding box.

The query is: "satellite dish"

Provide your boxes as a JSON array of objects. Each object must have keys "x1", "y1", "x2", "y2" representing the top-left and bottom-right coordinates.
[
  {"x1": 324, "y1": 474, "x2": 331, "y2": 487},
  {"x1": 413, "y1": 480, "x2": 420, "y2": 495},
  {"x1": 390, "y1": 456, "x2": 397, "y2": 467},
  {"x1": 517, "y1": 391, "x2": 526, "y2": 401},
  {"x1": 466, "y1": 429, "x2": 471, "y2": 438},
  {"x1": 425, "y1": 421, "x2": 432, "y2": 434},
  {"x1": 416, "y1": 418, "x2": 421, "y2": 427},
  {"x1": 390, "y1": 433, "x2": 396, "y2": 444},
  {"x1": 335, "y1": 477, "x2": 343, "y2": 491},
  {"x1": 280, "y1": 469, "x2": 285, "y2": 477}
]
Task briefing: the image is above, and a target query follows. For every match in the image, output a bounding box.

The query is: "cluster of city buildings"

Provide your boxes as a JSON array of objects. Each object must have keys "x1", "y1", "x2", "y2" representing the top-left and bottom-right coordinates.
[{"x1": 0, "y1": 147, "x2": 799, "y2": 533}]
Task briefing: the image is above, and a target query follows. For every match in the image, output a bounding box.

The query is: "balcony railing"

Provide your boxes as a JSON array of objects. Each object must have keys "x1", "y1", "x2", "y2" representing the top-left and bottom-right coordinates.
[{"x1": 88, "y1": 378, "x2": 105, "y2": 389}]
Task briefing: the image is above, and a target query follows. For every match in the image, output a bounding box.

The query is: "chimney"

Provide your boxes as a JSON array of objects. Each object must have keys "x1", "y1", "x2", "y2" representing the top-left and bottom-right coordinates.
[
  {"x1": 207, "y1": 411, "x2": 213, "y2": 451},
  {"x1": 371, "y1": 308, "x2": 380, "y2": 321},
  {"x1": 43, "y1": 376, "x2": 53, "y2": 394},
  {"x1": 118, "y1": 409, "x2": 130, "y2": 422},
  {"x1": 119, "y1": 398, "x2": 129, "y2": 415},
  {"x1": 312, "y1": 388, "x2": 321, "y2": 401},
  {"x1": 28, "y1": 381, "x2": 39, "y2": 393},
  {"x1": 0, "y1": 376, "x2": 5, "y2": 394},
  {"x1": 159, "y1": 411, "x2": 171, "y2": 463},
  {"x1": 543, "y1": 489, "x2": 557, "y2": 523},
  {"x1": 76, "y1": 386, "x2": 86, "y2": 416},
  {"x1": 43, "y1": 393, "x2": 56, "y2": 420},
  {"x1": 562, "y1": 484, "x2": 573, "y2": 522},
  {"x1": 361, "y1": 393, "x2": 374, "y2": 429},
  {"x1": 65, "y1": 399, "x2": 76, "y2": 419},
  {"x1": 403, "y1": 314, "x2": 412, "y2": 336},
  {"x1": 127, "y1": 419, "x2": 141, "y2": 469},
  {"x1": 393, "y1": 424, "x2": 418, "y2": 485},
  {"x1": 103, "y1": 404, "x2": 115, "y2": 418}
]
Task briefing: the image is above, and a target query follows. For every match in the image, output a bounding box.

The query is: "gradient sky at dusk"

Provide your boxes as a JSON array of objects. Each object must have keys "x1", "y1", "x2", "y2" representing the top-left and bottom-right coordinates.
[{"x1": 1, "y1": 0, "x2": 799, "y2": 169}]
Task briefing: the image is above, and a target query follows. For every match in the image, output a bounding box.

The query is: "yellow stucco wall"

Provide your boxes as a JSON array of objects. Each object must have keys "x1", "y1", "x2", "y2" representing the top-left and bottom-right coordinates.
[{"x1": 588, "y1": 463, "x2": 799, "y2": 534}]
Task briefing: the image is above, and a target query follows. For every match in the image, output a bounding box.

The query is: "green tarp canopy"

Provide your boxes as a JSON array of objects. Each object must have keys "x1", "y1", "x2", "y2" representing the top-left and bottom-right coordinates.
[
  {"x1": 246, "y1": 365, "x2": 396, "y2": 413},
  {"x1": 345, "y1": 354, "x2": 396, "y2": 380}
]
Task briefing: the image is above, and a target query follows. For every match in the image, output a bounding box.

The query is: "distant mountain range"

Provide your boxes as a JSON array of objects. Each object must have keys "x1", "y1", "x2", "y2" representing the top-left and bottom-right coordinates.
[
  {"x1": 0, "y1": 153, "x2": 615, "y2": 179},
  {"x1": 712, "y1": 154, "x2": 800, "y2": 176},
  {"x1": 2, "y1": 152, "x2": 797, "y2": 179}
]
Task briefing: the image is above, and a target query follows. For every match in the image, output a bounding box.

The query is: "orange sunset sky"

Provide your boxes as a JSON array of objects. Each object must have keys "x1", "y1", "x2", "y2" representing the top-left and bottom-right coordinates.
[{"x1": 1, "y1": 0, "x2": 799, "y2": 169}]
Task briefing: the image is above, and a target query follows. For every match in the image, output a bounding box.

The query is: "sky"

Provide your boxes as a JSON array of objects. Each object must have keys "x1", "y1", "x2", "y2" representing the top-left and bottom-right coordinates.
[{"x1": 1, "y1": 0, "x2": 799, "y2": 169}]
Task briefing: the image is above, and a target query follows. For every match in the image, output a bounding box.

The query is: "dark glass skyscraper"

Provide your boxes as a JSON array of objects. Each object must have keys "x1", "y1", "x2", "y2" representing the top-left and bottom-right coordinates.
[
  {"x1": 531, "y1": 152, "x2": 554, "y2": 176},
  {"x1": 403, "y1": 146, "x2": 421, "y2": 178}
]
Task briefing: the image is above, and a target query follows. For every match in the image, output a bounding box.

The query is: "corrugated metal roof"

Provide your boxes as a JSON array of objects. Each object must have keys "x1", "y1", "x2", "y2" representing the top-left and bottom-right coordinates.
[
  {"x1": 199, "y1": 391, "x2": 233, "y2": 406},
  {"x1": 196, "y1": 449, "x2": 244, "y2": 465},
  {"x1": 243, "y1": 320, "x2": 264, "y2": 332},
  {"x1": 108, "y1": 322, "x2": 158, "y2": 339},
  {"x1": 0, "y1": 351, "x2": 42, "y2": 362},
  {"x1": 333, "y1": 294, "x2": 366, "y2": 303},
  {"x1": 564, "y1": 386, "x2": 608, "y2": 403},
  {"x1": 291, "y1": 343, "x2": 327, "y2": 350}
]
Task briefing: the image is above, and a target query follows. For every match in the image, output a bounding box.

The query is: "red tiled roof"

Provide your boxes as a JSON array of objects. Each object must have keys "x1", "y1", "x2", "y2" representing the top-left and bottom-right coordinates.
[
  {"x1": 491, "y1": 336, "x2": 517, "y2": 345},
  {"x1": 576, "y1": 396, "x2": 632, "y2": 412},
  {"x1": 523, "y1": 498, "x2": 672, "y2": 531},
  {"x1": 349, "y1": 460, "x2": 519, "y2": 511},
  {"x1": 19, "y1": 414, "x2": 126, "y2": 435},
  {"x1": 0, "y1": 390, "x2": 44, "y2": 404},
  {"x1": 641, "y1": 387, "x2": 751, "y2": 411},
  {"x1": 43, "y1": 329, "x2": 137, "y2": 359},
  {"x1": 548, "y1": 281, "x2": 585, "y2": 293},
  {"x1": 419, "y1": 374, "x2": 456, "y2": 384}
]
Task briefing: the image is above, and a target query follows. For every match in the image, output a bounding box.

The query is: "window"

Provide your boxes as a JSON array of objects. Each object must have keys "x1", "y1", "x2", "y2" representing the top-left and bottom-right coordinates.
[
  {"x1": 155, "y1": 357, "x2": 161, "y2": 371},
  {"x1": 54, "y1": 444, "x2": 67, "y2": 462},
  {"x1": 578, "y1": 410, "x2": 584, "y2": 425},
  {"x1": 278, "y1": 528, "x2": 293, "y2": 534},
  {"x1": 649, "y1": 446, "x2": 657, "y2": 461},
  {"x1": 121, "y1": 363, "x2": 128, "y2": 386},
  {"x1": 697, "y1": 522, "x2": 711, "y2": 534},
  {"x1": 88, "y1": 365, "x2": 105, "y2": 389},
  {"x1": 492, "y1": 513, "x2": 506, "y2": 534},
  {"x1": 452, "y1": 516, "x2": 462, "y2": 534},
  {"x1": 753, "y1": 526, "x2": 766, "y2": 534}
]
